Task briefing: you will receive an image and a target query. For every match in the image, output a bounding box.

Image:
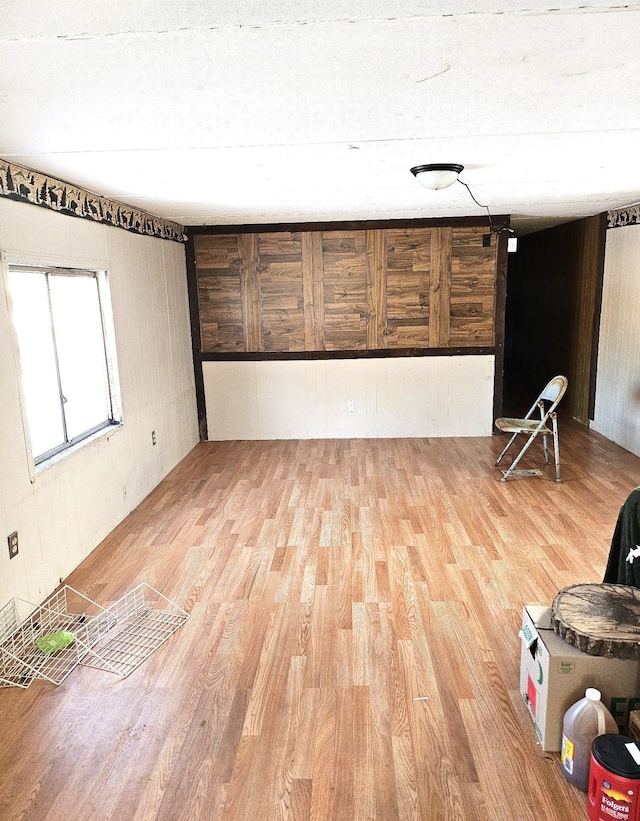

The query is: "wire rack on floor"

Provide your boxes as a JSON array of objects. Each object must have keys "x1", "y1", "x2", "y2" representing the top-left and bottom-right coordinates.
[
  {"x1": 0, "y1": 586, "x2": 105, "y2": 688},
  {"x1": 0, "y1": 583, "x2": 189, "y2": 687},
  {"x1": 76, "y1": 583, "x2": 190, "y2": 679}
]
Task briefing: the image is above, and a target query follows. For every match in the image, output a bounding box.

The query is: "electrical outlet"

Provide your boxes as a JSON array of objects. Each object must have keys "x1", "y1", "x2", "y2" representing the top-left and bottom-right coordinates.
[
  {"x1": 152, "y1": 430, "x2": 157, "y2": 445},
  {"x1": 348, "y1": 399, "x2": 356, "y2": 413},
  {"x1": 8, "y1": 531, "x2": 18, "y2": 559}
]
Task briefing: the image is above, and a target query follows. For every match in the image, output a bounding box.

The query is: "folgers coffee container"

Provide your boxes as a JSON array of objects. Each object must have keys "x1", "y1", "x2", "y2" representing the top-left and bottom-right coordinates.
[{"x1": 588, "y1": 735, "x2": 640, "y2": 821}]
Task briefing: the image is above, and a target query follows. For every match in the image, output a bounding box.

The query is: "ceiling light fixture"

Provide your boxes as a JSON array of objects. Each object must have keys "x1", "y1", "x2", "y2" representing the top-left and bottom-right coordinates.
[
  {"x1": 410, "y1": 163, "x2": 464, "y2": 190},
  {"x1": 410, "y1": 162, "x2": 515, "y2": 238}
]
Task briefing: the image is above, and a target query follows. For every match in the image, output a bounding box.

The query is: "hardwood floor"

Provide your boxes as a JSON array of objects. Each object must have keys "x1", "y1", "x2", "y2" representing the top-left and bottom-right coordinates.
[{"x1": 1, "y1": 419, "x2": 639, "y2": 820}]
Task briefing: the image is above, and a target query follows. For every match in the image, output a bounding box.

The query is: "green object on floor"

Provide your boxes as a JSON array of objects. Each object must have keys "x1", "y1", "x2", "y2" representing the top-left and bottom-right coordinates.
[{"x1": 35, "y1": 630, "x2": 75, "y2": 654}]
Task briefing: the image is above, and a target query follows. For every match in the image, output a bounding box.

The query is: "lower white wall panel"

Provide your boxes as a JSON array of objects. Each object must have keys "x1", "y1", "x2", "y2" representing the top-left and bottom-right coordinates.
[
  {"x1": 204, "y1": 355, "x2": 495, "y2": 440},
  {"x1": 591, "y1": 224, "x2": 640, "y2": 458}
]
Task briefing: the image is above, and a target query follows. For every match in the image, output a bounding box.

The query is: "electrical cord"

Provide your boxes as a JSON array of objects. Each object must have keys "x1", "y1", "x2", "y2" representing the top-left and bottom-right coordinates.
[{"x1": 457, "y1": 179, "x2": 514, "y2": 236}]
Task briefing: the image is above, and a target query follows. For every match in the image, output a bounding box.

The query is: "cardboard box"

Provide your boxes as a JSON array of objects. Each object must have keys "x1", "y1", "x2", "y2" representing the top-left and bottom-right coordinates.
[{"x1": 519, "y1": 605, "x2": 640, "y2": 751}]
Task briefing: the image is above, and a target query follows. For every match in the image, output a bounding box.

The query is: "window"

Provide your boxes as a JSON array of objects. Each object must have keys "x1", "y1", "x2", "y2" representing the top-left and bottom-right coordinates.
[{"x1": 8, "y1": 265, "x2": 122, "y2": 465}]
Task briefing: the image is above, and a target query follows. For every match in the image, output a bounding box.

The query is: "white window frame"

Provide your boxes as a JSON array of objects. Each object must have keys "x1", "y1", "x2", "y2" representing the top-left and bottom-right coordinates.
[{"x1": 7, "y1": 263, "x2": 123, "y2": 471}]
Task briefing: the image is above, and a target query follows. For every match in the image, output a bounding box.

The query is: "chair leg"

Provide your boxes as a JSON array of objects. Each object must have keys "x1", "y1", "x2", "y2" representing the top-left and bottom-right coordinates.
[
  {"x1": 496, "y1": 432, "x2": 519, "y2": 465},
  {"x1": 500, "y1": 430, "x2": 542, "y2": 481},
  {"x1": 551, "y1": 413, "x2": 561, "y2": 482},
  {"x1": 542, "y1": 433, "x2": 549, "y2": 464}
]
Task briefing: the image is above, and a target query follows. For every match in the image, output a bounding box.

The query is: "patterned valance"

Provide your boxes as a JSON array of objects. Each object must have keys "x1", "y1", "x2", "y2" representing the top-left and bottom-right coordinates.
[
  {"x1": 0, "y1": 159, "x2": 186, "y2": 243},
  {"x1": 608, "y1": 204, "x2": 640, "y2": 229}
]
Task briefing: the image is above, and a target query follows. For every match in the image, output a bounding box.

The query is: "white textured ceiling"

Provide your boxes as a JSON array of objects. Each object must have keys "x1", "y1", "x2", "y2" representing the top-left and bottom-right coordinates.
[{"x1": 2, "y1": 1, "x2": 640, "y2": 233}]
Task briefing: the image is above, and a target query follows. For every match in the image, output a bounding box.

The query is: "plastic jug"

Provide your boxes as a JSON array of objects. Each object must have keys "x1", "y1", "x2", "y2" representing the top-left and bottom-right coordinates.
[{"x1": 561, "y1": 688, "x2": 618, "y2": 791}]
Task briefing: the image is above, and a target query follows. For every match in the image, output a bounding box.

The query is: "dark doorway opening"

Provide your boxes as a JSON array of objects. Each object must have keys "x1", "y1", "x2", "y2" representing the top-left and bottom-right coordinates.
[{"x1": 501, "y1": 215, "x2": 606, "y2": 424}]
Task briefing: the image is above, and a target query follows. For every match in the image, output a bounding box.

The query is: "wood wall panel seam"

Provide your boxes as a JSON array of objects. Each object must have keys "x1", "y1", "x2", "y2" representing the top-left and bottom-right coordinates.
[
  {"x1": 238, "y1": 233, "x2": 263, "y2": 352},
  {"x1": 311, "y1": 232, "x2": 326, "y2": 351},
  {"x1": 186, "y1": 215, "x2": 503, "y2": 235},
  {"x1": 200, "y1": 346, "x2": 495, "y2": 361},
  {"x1": 365, "y1": 230, "x2": 387, "y2": 350},
  {"x1": 440, "y1": 227, "x2": 453, "y2": 346},
  {"x1": 429, "y1": 228, "x2": 453, "y2": 348},
  {"x1": 185, "y1": 235, "x2": 208, "y2": 440},
  {"x1": 302, "y1": 232, "x2": 316, "y2": 350},
  {"x1": 492, "y1": 230, "x2": 508, "y2": 423}
]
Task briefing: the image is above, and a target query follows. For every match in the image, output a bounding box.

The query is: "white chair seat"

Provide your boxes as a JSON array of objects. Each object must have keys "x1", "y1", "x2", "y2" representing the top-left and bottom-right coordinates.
[{"x1": 495, "y1": 417, "x2": 552, "y2": 435}]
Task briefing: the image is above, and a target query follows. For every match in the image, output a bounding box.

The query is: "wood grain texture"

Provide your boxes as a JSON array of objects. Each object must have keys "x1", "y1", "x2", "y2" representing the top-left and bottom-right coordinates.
[
  {"x1": 195, "y1": 234, "x2": 244, "y2": 352},
  {"x1": 322, "y1": 231, "x2": 367, "y2": 351},
  {"x1": 365, "y1": 230, "x2": 387, "y2": 350},
  {"x1": 386, "y1": 228, "x2": 430, "y2": 348},
  {"x1": 430, "y1": 227, "x2": 452, "y2": 347},
  {"x1": 302, "y1": 232, "x2": 326, "y2": 351},
  {"x1": 450, "y1": 227, "x2": 496, "y2": 346},
  {"x1": 552, "y1": 582, "x2": 640, "y2": 658},
  {"x1": 196, "y1": 224, "x2": 496, "y2": 356},
  {"x1": 506, "y1": 215, "x2": 605, "y2": 424},
  {"x1": 2, "y1": 418, "x2": 634, "y2": 820},
  {"x1": 258, "y1": 232, "x2": 305, "y2": 352},
  {"x1": 238, "y1": 233, "x2": 263, "y2": 352}
]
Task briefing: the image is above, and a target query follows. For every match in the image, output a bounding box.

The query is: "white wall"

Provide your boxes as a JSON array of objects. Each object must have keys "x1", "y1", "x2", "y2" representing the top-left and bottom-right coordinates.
[
  {"x1": 592, "y1": 224, "x2": 640, "y2": 458},
  {"x1": 204, "y1": 355, "x2": 495, "y2": 440},
  {"x1": 0, "y1": 198, "x2": 199, "y2": 607}
]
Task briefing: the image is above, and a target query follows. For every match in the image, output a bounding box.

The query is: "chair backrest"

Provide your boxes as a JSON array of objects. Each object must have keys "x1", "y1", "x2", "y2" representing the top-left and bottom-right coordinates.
[
  {"x1": 523, "y1": 375, "x2": 568, "y2": 421},
  {"x1": 540, "y1": 375, "x2": 568, "y2": 406}
]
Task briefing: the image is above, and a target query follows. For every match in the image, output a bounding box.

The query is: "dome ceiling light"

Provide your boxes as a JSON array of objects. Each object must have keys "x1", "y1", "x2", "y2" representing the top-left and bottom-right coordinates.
[{"x1": 409, "y1": 163, "x2": 464, "y2": 190}]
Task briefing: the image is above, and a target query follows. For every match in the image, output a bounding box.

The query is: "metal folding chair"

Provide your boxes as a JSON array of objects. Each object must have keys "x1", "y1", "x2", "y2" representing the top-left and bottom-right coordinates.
[{"x1": 495, "y1": 375, "x2": 568, "y2": 482}]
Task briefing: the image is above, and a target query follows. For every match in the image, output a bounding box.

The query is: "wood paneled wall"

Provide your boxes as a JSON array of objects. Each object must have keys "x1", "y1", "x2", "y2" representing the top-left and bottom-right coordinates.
[
  {"x1": 193, "y1": 223, "x2": 498, "y2": 356},
  {"x1": 505, "y1": 214, "x2": 606, "y2": 424}
]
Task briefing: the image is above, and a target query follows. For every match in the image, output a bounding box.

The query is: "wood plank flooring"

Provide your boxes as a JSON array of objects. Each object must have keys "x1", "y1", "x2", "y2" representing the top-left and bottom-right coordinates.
[{"x1": 1, "y1": 419, "x2": 639, "y2": 820}]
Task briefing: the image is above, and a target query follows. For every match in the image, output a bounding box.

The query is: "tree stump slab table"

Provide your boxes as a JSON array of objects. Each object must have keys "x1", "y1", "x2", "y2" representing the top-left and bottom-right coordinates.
[{"x1": 551, "y1": 583, "x2": 640, "y2": 660}]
